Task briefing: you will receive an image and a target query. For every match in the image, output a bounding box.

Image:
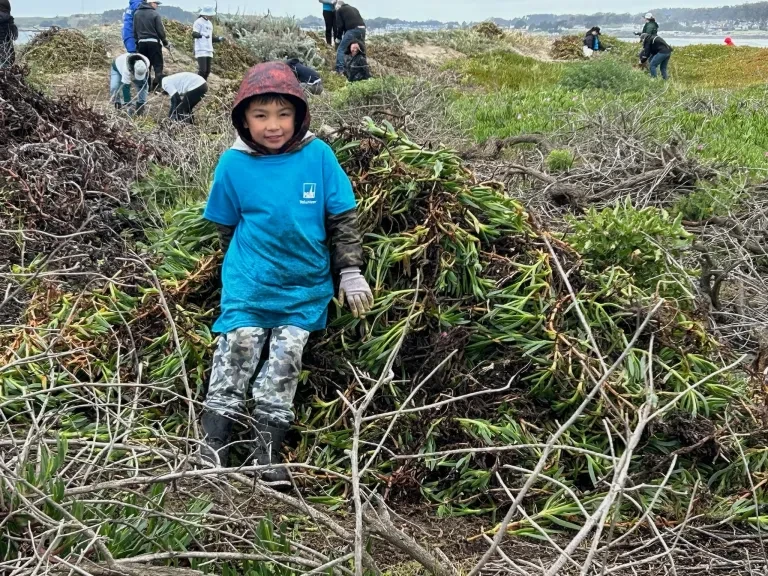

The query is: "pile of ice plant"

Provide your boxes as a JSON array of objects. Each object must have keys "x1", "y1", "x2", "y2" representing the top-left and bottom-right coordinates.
[
  {"x1": 220, "y1": 14, "x2": 325, "y2": 69},
  {"x1": 0, "y1": 117, "x2": 762, "y2": 563}
]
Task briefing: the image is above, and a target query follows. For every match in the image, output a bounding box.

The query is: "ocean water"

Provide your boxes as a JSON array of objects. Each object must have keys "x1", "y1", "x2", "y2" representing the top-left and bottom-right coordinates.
[
  {"x1": 16, "y1": 29, "x2": 768, "y2": 48},
  {"x1": 17, "y1": 30, "x2": 34, "y2": 44},
  {"x1": 617, "y1": 35, "x2": 768, "y2": 47}
]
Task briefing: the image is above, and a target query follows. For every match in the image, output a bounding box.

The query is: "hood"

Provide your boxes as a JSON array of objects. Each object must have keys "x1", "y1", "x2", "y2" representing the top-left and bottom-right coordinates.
[
  {"x1": 129, "y1": 0, "x2": 143, "y2": 8},
  {"x1": 0, "y1": 0, "x2": 10, "y2": 14},
  {"x1": 231, "y1": 61, "x2": 311, "y2": 156}
]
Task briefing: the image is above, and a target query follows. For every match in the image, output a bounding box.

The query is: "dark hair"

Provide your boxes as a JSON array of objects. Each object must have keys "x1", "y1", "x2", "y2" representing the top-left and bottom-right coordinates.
[{"x1": 243, "y1": 93, "x2": 296, "y2": 109}]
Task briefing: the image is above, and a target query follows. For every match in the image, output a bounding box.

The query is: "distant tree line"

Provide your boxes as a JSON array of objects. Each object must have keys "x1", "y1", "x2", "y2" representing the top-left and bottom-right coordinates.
[
  {"x1": 23, "y1": 1, "x2": 768, "y2": 33},
  {"x1": 495, "y1": 3, "x2": 768, "y2": 31}
]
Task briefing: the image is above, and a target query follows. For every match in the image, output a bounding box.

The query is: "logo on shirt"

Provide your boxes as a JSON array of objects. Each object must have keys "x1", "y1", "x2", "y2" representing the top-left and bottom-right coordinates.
[{"x1": 301, "y1": 183, "x2": 317, "y2": 205}]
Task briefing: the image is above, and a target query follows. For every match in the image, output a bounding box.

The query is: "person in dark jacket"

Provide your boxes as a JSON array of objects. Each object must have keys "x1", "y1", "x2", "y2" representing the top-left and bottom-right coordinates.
[
  {"x1": 345, "y1": 41, "x2": 370, "y2": 82},
  {"x1": 640, "y1": 33, "x2": 672, "y2": 80},
  {"x1": 133, "y1": 1, "x2": 171, "y2": 89},
  {"x1": 319, "y1": 0, "x2": 335, "y2": 46},
  {"x1": 582, "y1": 26, "x2": 605, "y2": 58},
  {"x1": 642, "y1": 13, "x2": 659, "y2": 35},
  {"x1": 121, "y1": 0, "x2": 143, "y2": 53},
  {"x1": 286, "y1": 58, "x2": 324, "y2": 94},
  {"x1": 0, "y1": 0, "x2": 18, "y2": 69},
  {"x1": 634, "y1": 13, "x2": 659, "y2": 38},
  {"x1": 334, "y1": 1, "x2": 365, "y2": 73}
]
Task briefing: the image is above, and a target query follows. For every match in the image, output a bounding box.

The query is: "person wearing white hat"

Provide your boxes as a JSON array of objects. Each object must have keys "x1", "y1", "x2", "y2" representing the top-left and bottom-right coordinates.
[
  {"x1": 109, "y1": 52, "x2": 151, "y2": 115},
  {"x1": 192, "y1": 5, "x2": 223, "y2": 80},
  {"x1": 641, "y1": 12, "x2": 658, "y2": 36}
]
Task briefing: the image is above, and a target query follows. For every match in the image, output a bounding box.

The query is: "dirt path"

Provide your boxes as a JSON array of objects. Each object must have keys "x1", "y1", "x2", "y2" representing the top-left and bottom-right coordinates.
[{"x1": 400, "y1": 37, "x2": 556, "y2": 66}]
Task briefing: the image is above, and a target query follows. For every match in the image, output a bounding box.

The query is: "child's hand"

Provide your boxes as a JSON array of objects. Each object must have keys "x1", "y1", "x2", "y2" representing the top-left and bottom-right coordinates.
[{"x1": 338, "y1": 268, "x2": 374, "y2": 318}]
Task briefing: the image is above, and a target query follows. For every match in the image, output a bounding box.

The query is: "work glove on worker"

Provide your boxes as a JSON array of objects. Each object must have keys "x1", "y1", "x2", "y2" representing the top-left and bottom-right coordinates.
[{"x1": 338, "y1": 267, "x2": 374, "y2": 318}]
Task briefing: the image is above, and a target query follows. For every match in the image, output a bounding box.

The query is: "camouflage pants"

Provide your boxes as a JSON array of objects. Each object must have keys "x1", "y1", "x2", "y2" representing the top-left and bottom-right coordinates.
[{"x1": 204, "y1": 326, "x2": 310, "y2": 425}]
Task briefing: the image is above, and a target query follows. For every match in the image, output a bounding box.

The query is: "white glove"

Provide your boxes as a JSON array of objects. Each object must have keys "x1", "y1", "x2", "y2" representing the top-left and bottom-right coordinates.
[{"x1": 338, "y1": 267, "x2": 373, "y2": 318}]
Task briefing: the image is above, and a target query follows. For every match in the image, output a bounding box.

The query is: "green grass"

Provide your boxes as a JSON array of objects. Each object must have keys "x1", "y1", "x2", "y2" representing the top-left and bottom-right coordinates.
[
  {"x1": 448, "y1": 55, "x2": 768, "y2": 169},
  {"x1": 672, "y1": 44, "x2": 768, "y2": 88},
  {"x1": 447, "y1": 50, "x2": 563, "y2": 90},
  {"x1": 664, "y1": 86, "x2": 768, "y2": 168},
  {"x1": 560, "y1": 56, "x2": 649, "y2": 94},
  {"x1": 450, "y1": 86, "x2": 583, "y2": 141}
]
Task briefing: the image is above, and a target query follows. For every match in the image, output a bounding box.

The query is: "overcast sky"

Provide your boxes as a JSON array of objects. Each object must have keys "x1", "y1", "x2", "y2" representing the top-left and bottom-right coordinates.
[{"x1": 14, "y1": 0, "x2": 755, "y2": 21}]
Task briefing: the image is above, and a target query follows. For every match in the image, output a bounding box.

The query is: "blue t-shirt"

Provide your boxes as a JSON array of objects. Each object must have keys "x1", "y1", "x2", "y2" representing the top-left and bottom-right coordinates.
[
  {"x1": 323, "y1": 2, "x2": 334, "y2": 11},
  {"x1": 593, "y1": 36, "x2": 599, "y2": 50},
  {"x1": 203, "y1": 138, "x2": 357, "y2": 334}
]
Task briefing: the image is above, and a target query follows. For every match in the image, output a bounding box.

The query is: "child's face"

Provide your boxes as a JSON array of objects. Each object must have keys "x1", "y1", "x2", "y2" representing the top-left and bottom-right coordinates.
[
  {"x1": 243, "y1": 99, "x2": 296, "y2": 152},
  {"x1": 350, "y1": 43, "x2": 360, "y2": 56}
]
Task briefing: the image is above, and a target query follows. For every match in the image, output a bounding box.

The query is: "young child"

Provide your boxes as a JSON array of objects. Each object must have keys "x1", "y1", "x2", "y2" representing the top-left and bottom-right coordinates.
[{"x1": 200, "y1": 62, "x2": 373, "y2": 484}]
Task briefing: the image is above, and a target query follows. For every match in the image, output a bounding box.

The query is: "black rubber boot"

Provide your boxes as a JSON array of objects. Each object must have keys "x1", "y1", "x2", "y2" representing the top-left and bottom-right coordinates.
[
  {"x1": 251, "y1": 419, "x2": 291, "y2": 486},
  {"x1": 200, "y1": 411, "x2": 233, "y2": 467}
]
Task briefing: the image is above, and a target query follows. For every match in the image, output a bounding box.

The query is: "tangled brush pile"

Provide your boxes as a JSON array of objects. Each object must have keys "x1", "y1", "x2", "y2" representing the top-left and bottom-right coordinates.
[
  {"x1": 0, "y1": 76, "x2": 764, "y2": 569},
  {"x1": 20, "y1": 27, "x2": 108, "y2": 71},
  {"x1": 551, "y1": 34, "x2": 585, "y2": 60},
  {"x1": 473, "y1": 21, "x2": 505, "y2": 38},
  {"x1": 287, "y1": 122, "x2": 758, "y2": 521},
  {"x1": 0, "y1": 66, "x2": 165, "y2": 322}
]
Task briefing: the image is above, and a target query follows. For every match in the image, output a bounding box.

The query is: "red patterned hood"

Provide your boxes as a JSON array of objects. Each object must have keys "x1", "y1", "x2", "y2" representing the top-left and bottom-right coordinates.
[{"x1": 231, "y1": 61, "x2": 312, "y2": 155}]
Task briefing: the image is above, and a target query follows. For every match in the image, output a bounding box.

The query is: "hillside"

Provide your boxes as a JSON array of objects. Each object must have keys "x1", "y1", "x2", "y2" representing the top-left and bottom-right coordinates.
[{"x1": 3, "y1": 15, "x2": 768, "y2": 576}]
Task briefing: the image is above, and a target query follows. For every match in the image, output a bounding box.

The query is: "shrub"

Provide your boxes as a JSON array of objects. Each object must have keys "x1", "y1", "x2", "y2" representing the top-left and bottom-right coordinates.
[
  {"x1": 450, "y1": 86, "x2": 583, "y2": 142},
  {"x1": 450, "y1": 50, "x2": 563, "y2": 90},
  {"x1": 672, "y1": 181, "x2": 742, "y2": 221},
  {"x1": 546, "y1": 149, "x2": 575, "y2": 173},
  {"x1": 568, "y1": 198, "x2": 693, "y2": 297},
  {"x1": 331, "y1": 76, "x2": 417, "y2": 109},
  {"x1": 221, "y1": 14, "x2": 324, "y2": 69},
  {"x1": 560, "y1": 57, "x2": 648, "y2": 94},
  {"x1": 473, "y1": 21, "x2": 504, "y2": 38}
]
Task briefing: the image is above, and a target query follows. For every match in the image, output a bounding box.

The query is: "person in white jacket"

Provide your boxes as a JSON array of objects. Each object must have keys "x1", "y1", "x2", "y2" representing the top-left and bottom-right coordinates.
[
  {"x1": 192, "y1": 5, "x2": 223, "y2": 80},
  {"x1": 109, "y1": 52, "x2": 150, "y2": 115},
  {"x1": 161, "y1": 72, "x2": 208, "y2": 123}
]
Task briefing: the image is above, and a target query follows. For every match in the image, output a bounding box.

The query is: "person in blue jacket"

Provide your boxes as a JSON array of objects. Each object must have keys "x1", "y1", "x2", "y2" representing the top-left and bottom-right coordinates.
[
  {"x1": 122, "y1": 0, "x2": 143, "y2": 53},
  {"x1": 582, "y1": 26, "x2": 605, "y2": 58}
]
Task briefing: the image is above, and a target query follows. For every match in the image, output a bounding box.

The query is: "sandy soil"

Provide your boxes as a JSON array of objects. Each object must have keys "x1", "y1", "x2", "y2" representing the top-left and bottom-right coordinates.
[{"x1": 401, "y1": 41, "x2": 465, "y2": 64}]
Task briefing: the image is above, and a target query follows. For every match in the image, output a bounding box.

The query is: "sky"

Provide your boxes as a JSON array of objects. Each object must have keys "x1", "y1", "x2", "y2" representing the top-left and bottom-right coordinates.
[{"x1": 14, "y1": 0, "x2": 762, "y2": 20}]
